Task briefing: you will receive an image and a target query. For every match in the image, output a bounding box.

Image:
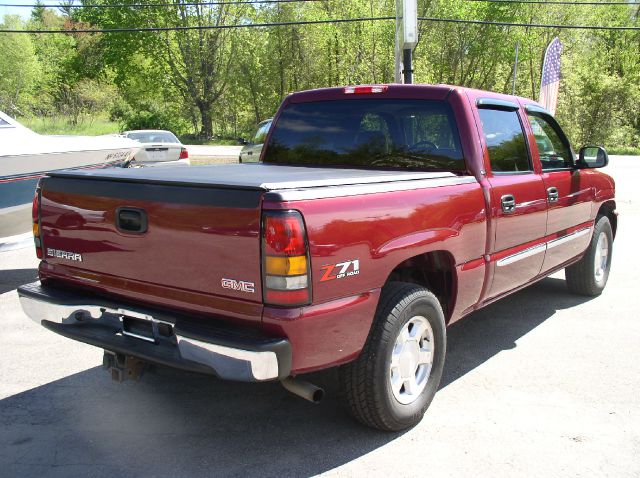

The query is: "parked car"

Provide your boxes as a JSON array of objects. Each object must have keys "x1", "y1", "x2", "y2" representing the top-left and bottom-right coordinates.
[
  {"x1": 239, "y1": 118, "x2": 272, "y2": 163},
  {"x1": 122, "y1": 130, "x2": 189, "y2": 167},
  {"x1": 20, "y1": 84, "x2": 615, "y2": 432}
]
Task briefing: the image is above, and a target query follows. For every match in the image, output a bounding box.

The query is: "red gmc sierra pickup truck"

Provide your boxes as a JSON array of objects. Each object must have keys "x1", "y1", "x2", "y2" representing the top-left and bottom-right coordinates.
[{"x1": 19, "y1": 84, "x2": 616, "y2": 431}]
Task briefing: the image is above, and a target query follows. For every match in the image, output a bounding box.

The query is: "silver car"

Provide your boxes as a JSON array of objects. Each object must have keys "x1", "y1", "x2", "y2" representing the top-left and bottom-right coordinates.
[
  {"x1": 239, "y1": 119, "x2": 272, "y2": 163},
  {"x1": 123, "y1": 130, "x2": 190, "y2": 167}
]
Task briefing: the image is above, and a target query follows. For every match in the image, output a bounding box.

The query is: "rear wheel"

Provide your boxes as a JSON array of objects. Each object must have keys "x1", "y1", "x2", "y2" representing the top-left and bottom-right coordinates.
[
  {"x1": 565, "y1": 215, "x2": 613, "y2": 296},
  {"x1": 339, "y1": 282, "x2": 446, "y2": 431}
]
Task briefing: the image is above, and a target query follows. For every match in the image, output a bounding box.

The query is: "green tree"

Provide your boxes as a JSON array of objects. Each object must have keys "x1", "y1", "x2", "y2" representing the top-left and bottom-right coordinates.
[
  {"x1": 7, "y1": 0, "x2": 638, "y2": 150},
  {"x1": 79, "y1": 1, "x2": 242, "y2": 138},
  {"x1": 0, "y1": 16, "x2": 42, "y2": 115}
]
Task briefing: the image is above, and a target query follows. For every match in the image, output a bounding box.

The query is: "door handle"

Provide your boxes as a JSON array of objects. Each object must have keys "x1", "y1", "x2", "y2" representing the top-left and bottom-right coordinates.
[
  {"x1": 501, "y1": 194, "x2": 516, "y2": 214},
  {"x1": 547, "y1": 187, "x2": 559, "y2": 203}
]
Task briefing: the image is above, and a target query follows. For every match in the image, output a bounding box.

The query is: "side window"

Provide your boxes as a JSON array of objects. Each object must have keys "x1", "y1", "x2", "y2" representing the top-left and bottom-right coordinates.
[
  {"x1": 527, "y1": 113, "x2": 573, "y2": 170},
  {"x1": 478, "y1": 109, "x2": 531, "y2": 173}
]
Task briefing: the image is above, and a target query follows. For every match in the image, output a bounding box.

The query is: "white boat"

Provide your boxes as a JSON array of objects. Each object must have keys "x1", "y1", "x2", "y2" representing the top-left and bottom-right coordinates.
[{"x1": 0, "y1": 111, "x2": 140, "y2": 238}]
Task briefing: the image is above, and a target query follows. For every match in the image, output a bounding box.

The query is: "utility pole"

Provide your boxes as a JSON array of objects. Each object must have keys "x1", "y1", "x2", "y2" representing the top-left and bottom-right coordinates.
[
  {"x1": 394, "y1": 0, "x2": 418, "y2": 84},
  {"x1": 403, "y1": 48, "x2": 413, "y2": 84},
  {"x1": 512, "y1": 41, "x2": 520, "y2": 95}
]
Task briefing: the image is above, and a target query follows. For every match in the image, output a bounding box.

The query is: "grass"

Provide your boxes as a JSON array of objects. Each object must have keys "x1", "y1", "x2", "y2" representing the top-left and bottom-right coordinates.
[
  {"x1": 19, "y1": 115, "x2": 122, "y2": 136},
  {"x1": 19, "y1": 115, "x2": 242, "y2": 146},
  {"x1": 177, "y1": 134, "x2": 242, "y2": 146},
  {"x1": 608, "y1": 146, "x2": 640, "y2": 156}
]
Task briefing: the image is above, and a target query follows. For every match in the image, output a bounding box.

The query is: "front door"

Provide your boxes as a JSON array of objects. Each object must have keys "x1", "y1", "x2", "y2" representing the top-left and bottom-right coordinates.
[{"x1": 525, "y1": 109, "x2": 594, "y2": 273}]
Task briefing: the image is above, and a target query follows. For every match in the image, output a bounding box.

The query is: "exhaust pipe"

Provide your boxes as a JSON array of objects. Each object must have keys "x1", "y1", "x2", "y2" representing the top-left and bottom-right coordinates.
[{"x1": 281, "y1": 377, "x2": 324, "y2": 404}]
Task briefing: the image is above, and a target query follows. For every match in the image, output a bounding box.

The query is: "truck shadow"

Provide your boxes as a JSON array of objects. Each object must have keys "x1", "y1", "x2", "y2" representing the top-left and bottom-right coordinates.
[
  {"x1": 0, "y1": 268, "x2": 38, "y2": 295},
  {"x1": 0, "y1": 277, "x2": 593, "y2": 477},
  {"x1": 440, "y1": 277, "x2": 592, "y2": 388}
]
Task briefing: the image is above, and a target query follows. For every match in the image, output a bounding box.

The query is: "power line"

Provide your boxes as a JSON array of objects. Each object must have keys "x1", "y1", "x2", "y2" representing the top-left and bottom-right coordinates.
[
  {"x1": 1, "y1": 15, "x2": 638, "y2": 33},
  {"x1": 419, "y1": 16, "x2": 640, "y2": 30},
  {"x1": 0, "y1": 0, "x2": 323, "y2": 7},
  {"x1": 464, "y1": 0, "x2": 640, "y2": 4},
  {"x1": 0, "y1": 16, "x2": 396, "y2": 33},
  {"x1": 2, "y1": 0, "x2": 637, "y2": 6},
  {"x1": 2, "y1": 0, "x2": 636, "y2": 6}
]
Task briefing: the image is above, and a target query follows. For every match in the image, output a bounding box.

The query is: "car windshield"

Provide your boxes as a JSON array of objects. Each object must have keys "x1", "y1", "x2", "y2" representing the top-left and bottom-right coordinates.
[
  {"x1": 127, "y1": 131, "x2": 179, "y2": 143},
  {"x1": 252, "y1": 120, "x2": 272, "y2": 144},
  {"x1": 263, "y1": 99, "x2": 466, "y2": 171}
]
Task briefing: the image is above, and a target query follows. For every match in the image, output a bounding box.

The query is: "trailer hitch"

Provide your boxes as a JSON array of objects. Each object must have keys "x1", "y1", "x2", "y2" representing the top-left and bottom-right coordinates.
[{"x1": 103, "y1": 351, "x2": 147, "y2": 382}]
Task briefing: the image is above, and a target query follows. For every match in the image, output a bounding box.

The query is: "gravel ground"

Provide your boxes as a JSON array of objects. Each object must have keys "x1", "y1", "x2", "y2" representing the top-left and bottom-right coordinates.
[
  {"x1": 186, "y1": 145, "x2": 242, "y2": 165},
  {"x1": 0, "y1": 156, "x2": 638, "y2": 478}
]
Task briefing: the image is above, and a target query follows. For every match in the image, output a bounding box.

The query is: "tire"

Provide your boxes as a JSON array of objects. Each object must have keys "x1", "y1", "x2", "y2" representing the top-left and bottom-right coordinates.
[
  {"x1": 565, "y1": 215, "x2": 613, "y2": 296},
  {"x1": 339, "y1": 282, "x2": 446, "y2": 431}
]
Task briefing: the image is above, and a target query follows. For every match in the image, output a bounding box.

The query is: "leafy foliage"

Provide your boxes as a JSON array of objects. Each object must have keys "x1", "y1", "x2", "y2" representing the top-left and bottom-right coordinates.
[
  {"x1": 0, "y1": 16, "x2": 42, "y2": 115},
  {"x1": 0, "y1": 0, "x2": 638, "y2": 151}
]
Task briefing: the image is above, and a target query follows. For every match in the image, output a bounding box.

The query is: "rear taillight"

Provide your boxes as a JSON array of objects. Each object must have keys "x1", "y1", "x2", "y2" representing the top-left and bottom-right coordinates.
[
  {"x1": 32, "y1": 185, "x2": 42, "y2": 259},
  {"x1": 262, "y1": 210, "x2": 311, "y2": 306},
  {"x1": 179, "y1": 147, "x2": 189, "y2": 159}
]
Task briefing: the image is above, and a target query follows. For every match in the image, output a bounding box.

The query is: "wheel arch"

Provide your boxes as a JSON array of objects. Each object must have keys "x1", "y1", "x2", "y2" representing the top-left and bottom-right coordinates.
[
  {"x1": 384, "y1": 250, "x2": 457, "y2": 323},
  {"x1": 598, "y1": 200, "x2": 617, "y2": 239}
]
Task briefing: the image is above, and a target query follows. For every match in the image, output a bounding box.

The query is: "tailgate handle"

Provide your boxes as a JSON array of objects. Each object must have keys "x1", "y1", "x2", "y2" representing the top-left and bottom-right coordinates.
[{"x1": 117, "y1": 208, "x2": 148, "y2": 233}]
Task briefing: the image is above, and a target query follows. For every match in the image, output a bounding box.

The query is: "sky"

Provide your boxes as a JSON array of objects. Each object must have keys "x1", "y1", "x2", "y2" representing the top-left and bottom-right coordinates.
[{"x1": 1, "y1": 0, "x2": 36, "y2": 20}]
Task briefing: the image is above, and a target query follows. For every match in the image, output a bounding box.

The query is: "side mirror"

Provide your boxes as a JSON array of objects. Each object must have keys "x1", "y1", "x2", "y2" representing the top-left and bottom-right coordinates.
[
  {"x1": 578, "y1": 145, "x2": 608, "y2": 169},
  {"x1": 238, "y1": 138, "x2": 249, "y2": 146}
]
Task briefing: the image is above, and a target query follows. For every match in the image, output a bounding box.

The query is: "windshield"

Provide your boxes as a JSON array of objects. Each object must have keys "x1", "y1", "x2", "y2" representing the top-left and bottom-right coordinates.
[
  {"x1": 126, "y1": 131, "x2": 179, "y2": 143},
  {"x1": 252, "y1": 120, "x2": 272, "y2": 144},
  {"x1": 263, "y1": 99, "x2": 466, "y2": 171}
]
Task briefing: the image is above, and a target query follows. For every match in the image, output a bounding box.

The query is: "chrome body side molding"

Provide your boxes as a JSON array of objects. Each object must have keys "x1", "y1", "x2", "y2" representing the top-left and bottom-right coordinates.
[
  {"x1": 546, "y1": 227, "x2": 591, "y2": 250},
  {"x1": 496, "y1": 227, "x2": 592, "y2": 267},
  {"x1": 496, "y1": 244, "x2": 546, "y2": 267}
]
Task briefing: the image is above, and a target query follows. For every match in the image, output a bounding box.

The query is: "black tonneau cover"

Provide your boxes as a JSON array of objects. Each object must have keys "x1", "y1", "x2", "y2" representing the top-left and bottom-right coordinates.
[{"x1": 48, "y1": 163, "x2": 456, "y2": 191}]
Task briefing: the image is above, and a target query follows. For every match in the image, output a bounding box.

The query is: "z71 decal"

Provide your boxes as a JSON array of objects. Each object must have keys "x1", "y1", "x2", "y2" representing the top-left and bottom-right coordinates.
[{"x1": 320, "y1": 259, "x2": 360, "y2": 282}]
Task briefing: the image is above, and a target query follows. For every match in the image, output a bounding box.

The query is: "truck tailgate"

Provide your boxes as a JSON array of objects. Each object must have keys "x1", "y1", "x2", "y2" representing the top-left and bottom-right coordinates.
[{"x1": 38, "y1": 173, "x2": 264, "y2": 315}]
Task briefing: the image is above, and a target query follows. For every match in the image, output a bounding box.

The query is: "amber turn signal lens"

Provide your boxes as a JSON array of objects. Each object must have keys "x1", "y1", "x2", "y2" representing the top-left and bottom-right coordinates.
[
  {"x1": 265, "y1": 255, "x2": 307, "y2": 276},
  {"x1": 32, "y1": 222, "x2": 39, "y2": 237}
]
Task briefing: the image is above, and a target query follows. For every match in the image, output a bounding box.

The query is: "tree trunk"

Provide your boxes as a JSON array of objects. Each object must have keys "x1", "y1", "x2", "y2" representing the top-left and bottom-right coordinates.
[{"x1": 198, "y1": 102, "x2": 213, "y2": 139}]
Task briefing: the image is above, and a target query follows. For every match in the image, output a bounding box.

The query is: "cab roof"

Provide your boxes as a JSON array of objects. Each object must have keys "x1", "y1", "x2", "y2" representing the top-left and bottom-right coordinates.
[{"x1": 286, "y1": 83, "x2": 540, "y2": 109}]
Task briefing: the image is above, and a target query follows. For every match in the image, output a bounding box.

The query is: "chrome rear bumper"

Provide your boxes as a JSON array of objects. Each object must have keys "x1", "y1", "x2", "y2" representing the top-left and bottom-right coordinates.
[{"x1": 18, "y1": 281, "x2": 290, "y2": 382}]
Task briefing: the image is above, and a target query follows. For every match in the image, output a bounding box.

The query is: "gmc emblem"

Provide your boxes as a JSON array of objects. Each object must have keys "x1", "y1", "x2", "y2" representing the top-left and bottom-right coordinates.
[{"x1": 221, "y1": 278, "x2": 255, "y2": 293}]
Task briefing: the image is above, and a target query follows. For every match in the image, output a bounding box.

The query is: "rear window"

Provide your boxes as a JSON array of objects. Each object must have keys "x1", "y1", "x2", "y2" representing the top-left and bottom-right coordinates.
[
  {"x1": 126, "y1": 131, "x2": 179, "y2": 143},
  {"x1": 263, "y1": 99, "x2": 466, "y2": 171}
]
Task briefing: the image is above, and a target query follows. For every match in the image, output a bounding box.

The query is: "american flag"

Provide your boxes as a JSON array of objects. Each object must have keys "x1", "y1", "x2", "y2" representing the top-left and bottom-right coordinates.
[{"x1": 538, "y1": 37, "x2": 563, "y2": 115}]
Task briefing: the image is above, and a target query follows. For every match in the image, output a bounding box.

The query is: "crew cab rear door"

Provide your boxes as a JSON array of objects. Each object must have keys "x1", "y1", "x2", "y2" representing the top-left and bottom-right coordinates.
[
  {"x1": 474, "y1": 99, "x2": 548, "y2": 299},
  {"x1": 523, "y1": 106, "x2": 594, "y2": 273}
]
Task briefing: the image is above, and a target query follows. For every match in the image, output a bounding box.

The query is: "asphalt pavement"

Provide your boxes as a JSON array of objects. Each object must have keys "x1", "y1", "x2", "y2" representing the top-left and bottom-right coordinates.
[{"x1": 0, "y1": 157, "x2": 638, "y2": 477}]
